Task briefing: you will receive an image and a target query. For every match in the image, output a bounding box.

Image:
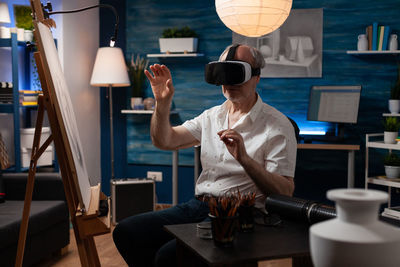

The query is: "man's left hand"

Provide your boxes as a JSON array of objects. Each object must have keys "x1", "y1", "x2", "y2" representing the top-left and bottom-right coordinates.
[{"x1": 217, "y1": 129, "x2": 248, "y2": 163}]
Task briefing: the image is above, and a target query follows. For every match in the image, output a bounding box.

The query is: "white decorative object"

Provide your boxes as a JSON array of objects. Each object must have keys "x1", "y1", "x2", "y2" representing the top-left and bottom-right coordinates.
[
  {"x1": 357, "y1": 34, "x2": 368, "y2": 51},
  {"x1": 24, "y1": 30, "x2": 33, "y2": 42},
  {"x1": 259, "y1": 45, "x2": 272, "y2": 57},
  {"x1": 389, "y1": 99, "x2": 400, "y2": 114},
  {"x1": 130, "y1": 97, "x2": 143, "y2": 110},
  {"x1": 159, "y1": 37, "x2": 198, "y2": 53},
  {"x1": 17, "y1": 28, "x2": 24, "y2": 41},
  {"x1": 0, "y1": 26, "x2": 10, "y2": 38},
  {"x1": 215, "y1": 0, "x2": 292, "y2": 37},
  {"x1": 389, "y1": 34, "x2": 398, "y2": 51},
  {"x1": 310, "y1": 188, "x2": 400, "y2": 267},
  {"x1": 384, "y1": 165, "x2": 400, "y2": 178},
  {"x1": 384, "y1": 131, "x2": 398, "y2": 144}
]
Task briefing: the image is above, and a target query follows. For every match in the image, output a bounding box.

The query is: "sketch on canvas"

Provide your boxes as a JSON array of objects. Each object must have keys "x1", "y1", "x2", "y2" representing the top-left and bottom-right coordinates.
[
  {"x1": 233, "y1": 8, "x2": 323, "y2": 78},
  {"x1": 37, "y1": 22, "x2": 92, "y2": 210}
]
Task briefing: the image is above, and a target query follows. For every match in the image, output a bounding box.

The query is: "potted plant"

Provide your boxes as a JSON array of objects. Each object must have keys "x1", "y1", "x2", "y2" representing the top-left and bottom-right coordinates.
[
  {"x1": 14, "y1": 5, "x2": 34, "y2": 42},
  {"x1": 128, "y1": 54, "x2": 149, "y2": 109},
  {"x1": 384, "y1": 152, "x2": 400, "y2": 178},
  {"x1": 159, "y1": 26, "x2": 198, "y2": 53},
  {"x1": 383, "y1": 116, "x2": 400, "y2": 144},
  {"x1": 389, "y1": 64, "x2": 400, "y2": 114}
]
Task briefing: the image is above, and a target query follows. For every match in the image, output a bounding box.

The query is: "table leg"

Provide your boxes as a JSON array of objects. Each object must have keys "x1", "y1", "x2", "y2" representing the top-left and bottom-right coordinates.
[
  {"x1": 292, "y1": 255, "x2": 314, "y2": 267},
  {"x1": 347, "y1": 150, "x2": 355, "y2": 188}
]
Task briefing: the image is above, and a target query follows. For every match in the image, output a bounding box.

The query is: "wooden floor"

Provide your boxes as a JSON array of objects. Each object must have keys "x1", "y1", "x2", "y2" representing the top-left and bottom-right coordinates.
[
  {"x1": 34, "y1": 203, "x2": 291, "y2": 267},
  {"x1": 35, "y1": 228, "x2": 291, "y2": 267}
]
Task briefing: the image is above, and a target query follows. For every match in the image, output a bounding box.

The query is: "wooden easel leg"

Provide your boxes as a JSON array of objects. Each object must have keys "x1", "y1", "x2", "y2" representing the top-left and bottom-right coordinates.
[
  {"x1": 15, "y1": 96, "x2": 46, "y2": 267},
  {"x1": 74, "y1": 235, "x2": 100, "y2": 267}
]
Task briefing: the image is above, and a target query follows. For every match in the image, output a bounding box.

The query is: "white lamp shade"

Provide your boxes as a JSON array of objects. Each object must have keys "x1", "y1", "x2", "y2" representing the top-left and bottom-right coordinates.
[
  {"x1": 215, "y1": 0, "x2": 292, "y2": 37},
  {"x1": 0, "y1": 3, "x2": 10, "y2": 23},
  {"x1": 90, "y1": 47, "x2": 130, "y2": 87}
]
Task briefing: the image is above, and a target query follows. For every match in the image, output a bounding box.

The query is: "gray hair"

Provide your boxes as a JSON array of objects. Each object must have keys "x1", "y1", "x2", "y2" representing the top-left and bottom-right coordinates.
[{"x1": 219, "y1": 44, "x2": 265, "y2": 69}]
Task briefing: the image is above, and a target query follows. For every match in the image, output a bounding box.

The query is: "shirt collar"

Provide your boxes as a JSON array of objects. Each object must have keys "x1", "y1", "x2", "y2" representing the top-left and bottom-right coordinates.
[{"x1": 217, "y1": 93, "x2": 263, "y2": 127}]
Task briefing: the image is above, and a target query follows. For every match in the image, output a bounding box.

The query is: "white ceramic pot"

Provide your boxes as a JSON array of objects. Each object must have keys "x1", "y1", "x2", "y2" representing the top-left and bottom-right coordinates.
[
  {"x1": 159, "y1": 37, "x2": 198, "y2": 53},
  {"x1": 24, "y1": 30, "x2": 33, "y2": 42},
  {"x1": 389, "y1": 99, "x2": 400, "y2": 114},
  {"x1": 0, "y1": 26, "x2": 10, "y2": 39},
  {"x1": 17, "y1": 28, "x2": 25, "y2": 41},
  {"x1": 385, "y1": 165, "x2": 400, "y2": 178},
  {"x1": 310, "y1": 189, "x2": 400, "y2": 267},
  {"x1": 130, "y1": 97, "x2": 143, "y2": 110},
  {"x1": 384, "y1": 131, "x2": 398, "y2": 144}
]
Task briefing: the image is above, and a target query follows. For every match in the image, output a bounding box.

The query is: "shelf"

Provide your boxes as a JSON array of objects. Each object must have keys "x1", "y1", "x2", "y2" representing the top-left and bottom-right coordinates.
[
  {"x1": 367, "y1": 177, "x2": 400, "y2": 188},
  {"x1": 146, "y1": 53, "x2": 204, "y2": 58},
  {"x1": 121, "y1": 109, "x2": 178, "y2": 114},
  {"x1": 347, "y1": 50, "x2": 400, "y2": 55},
  {"x1": 366, "y1": 140, "x2": 400, "y2": 150},
  {"x1": 383, "y1": 113, "x2": 400, "y2": 117}
]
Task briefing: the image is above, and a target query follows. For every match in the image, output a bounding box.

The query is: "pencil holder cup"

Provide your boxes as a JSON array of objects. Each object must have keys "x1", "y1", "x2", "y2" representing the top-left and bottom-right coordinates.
[
  {"x1": 209, "y1": 213, "x2": 239, "y2": 247},
  {"x1": 238, "y1": 204, "x2": 255, "y2": 232}
]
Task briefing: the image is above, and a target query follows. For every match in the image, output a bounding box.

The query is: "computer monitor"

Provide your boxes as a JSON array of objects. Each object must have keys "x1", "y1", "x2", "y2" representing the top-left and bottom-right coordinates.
[{"x1": 307, "y1": 85, "x2": 362, "y2": 139}]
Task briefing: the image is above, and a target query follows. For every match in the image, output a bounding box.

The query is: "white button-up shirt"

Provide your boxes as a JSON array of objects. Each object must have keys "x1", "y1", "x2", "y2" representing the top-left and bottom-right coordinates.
[{"x1": 182, "y1": 94, "x2": 297, "y2": 209}]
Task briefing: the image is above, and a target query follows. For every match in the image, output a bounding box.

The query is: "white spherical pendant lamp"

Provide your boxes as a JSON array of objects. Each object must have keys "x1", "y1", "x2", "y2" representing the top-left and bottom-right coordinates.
[{"x1": 215, "y1": 0, "x2": 293, "y2": 37}]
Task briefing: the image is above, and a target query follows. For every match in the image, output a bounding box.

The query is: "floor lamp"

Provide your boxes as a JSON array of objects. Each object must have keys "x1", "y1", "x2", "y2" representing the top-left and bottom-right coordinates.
[{"x1": 90, "y1": 47, "x2": 130, "y2": 179}]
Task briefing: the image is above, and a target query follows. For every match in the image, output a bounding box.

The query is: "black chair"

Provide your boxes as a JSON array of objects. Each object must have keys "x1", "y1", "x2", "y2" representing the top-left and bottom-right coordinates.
[{"x1": 287, "y1": 117, "x2": 300, "y2": 143}]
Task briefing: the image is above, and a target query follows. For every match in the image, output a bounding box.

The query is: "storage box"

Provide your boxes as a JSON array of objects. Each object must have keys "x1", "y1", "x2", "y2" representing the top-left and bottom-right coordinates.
[
  {"x1": 20, "y1": 127, "x2": 51, "y2": 148},
  {"x1": 21, "y1": 145, "x2": 53, "y2": 168},
  {"x1": 111, "y1": 179, "x2": 155, "y2": 225}
]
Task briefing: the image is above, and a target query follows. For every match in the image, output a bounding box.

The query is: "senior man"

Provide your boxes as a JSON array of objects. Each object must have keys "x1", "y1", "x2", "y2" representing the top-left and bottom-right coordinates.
[{"x1": 113, "y1": 44, "x2": 297, "y2": 267}]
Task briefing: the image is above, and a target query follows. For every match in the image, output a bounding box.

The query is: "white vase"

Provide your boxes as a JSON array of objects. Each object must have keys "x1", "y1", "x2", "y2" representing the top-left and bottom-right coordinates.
[
  {"x1": 389, "y1": 99, "x2": 400, "y2": 114},
  {"x1": 384, "y1": 131, "x2": 398, "y2": 144},
  {"x1": 389, "y1": 34, "x2": 398, "y2": 51},
  {"x1": 357, "y1": 34, "x2": 368, "y2": 51},
  {"x1": 310, "y1": 189, "x2": 400, "y2": 267},
  {"x1": 385, "y1": 165, "x2": 400, "y2": 178},
  {"x1": 24, "y1": 30, "x2": 33, "y2": 42}
]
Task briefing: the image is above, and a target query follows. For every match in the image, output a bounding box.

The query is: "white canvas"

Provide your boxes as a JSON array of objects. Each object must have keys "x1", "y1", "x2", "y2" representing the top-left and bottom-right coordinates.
[{"x1": 37, "y1": 22, "x2": 92, "y2": 210}]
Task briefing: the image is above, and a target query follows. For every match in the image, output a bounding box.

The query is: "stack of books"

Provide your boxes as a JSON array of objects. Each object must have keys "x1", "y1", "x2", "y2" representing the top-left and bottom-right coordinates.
[
  {"x1": 19, "y1": 90, "x2": 41, "y2": 106},
  {"x1": 365, "y1": 23, "x2": 392, "y2": 51},
  {"x1": 0, "y1": 82, "x2": 13, "y2": 103},
  {"x1": 382, "y1": 206, "x2": 400, "y2": 220}
]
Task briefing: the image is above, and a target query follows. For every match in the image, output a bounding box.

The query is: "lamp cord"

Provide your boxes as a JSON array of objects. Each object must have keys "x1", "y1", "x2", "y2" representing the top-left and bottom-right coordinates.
[{"x1": 47, "y1": 4, "x2": 119, "y2": 46}]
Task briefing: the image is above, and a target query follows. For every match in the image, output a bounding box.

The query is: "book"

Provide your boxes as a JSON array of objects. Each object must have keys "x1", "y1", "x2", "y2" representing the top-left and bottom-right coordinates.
[
  {"x1": 382, "y1": 26, "x2": 391, "y2": 50},
  {"x1": 21, "y1": 101, "x2": 38, "y2": 106},
  {"x1": 378, "y1": 26, "x2": 385, "y2": 51},
  {"x1": 372, "y1": 22, "x2": 378, "y2": 50},
  {"x1": 366, "y1": 25, "x2": 373, "y2": 50},
  {"x1": 382, "y1": 206, "x2": 400, "y2": 218},
  {"x1": 20, "y1": 96, "x2": 38, "y2": 102}
]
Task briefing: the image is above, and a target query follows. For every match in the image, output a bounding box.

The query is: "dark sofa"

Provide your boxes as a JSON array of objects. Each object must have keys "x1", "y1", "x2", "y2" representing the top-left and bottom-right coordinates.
[{"x1": 0, "y1": 172, "x2": 70, "y2": 267}]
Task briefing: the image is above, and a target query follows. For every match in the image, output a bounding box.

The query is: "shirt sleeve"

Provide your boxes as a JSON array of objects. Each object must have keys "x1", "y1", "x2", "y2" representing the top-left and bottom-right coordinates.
[
  {"x1": 264, "y1": 118, "x2": 297, "y2": 178},
  {"x1": 182, "y1": 112, "x2": 204, "y2": 142}
]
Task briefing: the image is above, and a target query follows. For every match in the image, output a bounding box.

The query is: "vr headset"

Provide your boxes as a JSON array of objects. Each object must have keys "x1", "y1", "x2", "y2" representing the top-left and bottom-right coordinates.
[{"x1": 205, "y1": 44, "x2": 260, "y2": 86}]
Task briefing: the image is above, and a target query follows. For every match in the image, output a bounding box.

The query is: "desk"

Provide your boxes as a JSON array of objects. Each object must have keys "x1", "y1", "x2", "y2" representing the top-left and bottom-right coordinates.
[
  {"x1": 297, "y1": 143, "x2": 360, "y2": 188},
  {"x1": 165, "y1": 221, "x2": 311, "y2": 267}
]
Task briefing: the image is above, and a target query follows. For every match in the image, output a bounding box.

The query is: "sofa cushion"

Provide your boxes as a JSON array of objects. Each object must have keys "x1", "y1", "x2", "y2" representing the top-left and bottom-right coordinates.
[{"x1": 0, "y1": 200, "x2": 68, "y2": 250}]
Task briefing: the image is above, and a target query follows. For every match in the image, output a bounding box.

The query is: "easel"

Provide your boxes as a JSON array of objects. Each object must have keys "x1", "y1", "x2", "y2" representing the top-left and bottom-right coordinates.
[{"x1": 15, "y1": 1, "x2": 111, "y2": 266}]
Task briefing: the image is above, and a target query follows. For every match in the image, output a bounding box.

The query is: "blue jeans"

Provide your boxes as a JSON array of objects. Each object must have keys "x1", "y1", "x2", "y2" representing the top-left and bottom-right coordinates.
[{"x1": 113, "y1": 198, "x2": 210, "y2": 267}]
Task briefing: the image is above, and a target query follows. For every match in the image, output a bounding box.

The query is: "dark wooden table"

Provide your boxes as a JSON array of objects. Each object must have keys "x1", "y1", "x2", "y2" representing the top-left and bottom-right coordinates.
[{"x1": 165, "y1": 220, "x2": 312, "y2": 267}]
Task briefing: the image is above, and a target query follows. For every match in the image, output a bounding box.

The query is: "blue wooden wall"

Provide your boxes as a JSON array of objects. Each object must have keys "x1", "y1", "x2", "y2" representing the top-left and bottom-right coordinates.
[{"x1": 100, "y1": 0, "x2": 400, "y2": 204}]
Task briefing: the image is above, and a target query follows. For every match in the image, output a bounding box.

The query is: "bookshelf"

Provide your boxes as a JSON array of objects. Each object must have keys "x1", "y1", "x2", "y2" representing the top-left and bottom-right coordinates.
[
  {"x1": 346, "y1": 50, "x2": 400, "y2": 55},
  {"x1": 146, "y1": 53, "x2": 204, "y2": 58},
  {"x1": 365, "y1": 133, "x2": 400, "y2": 219}
]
